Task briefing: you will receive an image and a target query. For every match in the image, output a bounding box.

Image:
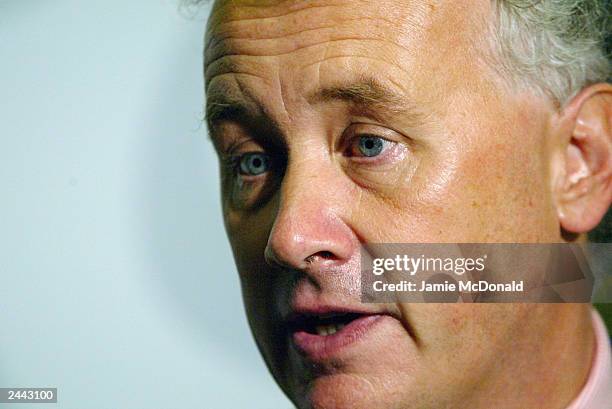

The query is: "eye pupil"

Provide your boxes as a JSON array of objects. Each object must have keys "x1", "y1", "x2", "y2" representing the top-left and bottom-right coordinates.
[{"x1": 358, "y1": 135, "x2": 384, "y2": 157}]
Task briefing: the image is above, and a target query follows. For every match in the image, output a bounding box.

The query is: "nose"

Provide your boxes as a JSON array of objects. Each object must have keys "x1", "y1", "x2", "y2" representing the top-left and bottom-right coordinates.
[{"x1": 264, "y1": 160, "x2": 356, "y2": 272}]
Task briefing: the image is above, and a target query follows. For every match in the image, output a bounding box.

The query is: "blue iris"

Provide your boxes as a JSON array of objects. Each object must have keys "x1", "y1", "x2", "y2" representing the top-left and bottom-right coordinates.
[
  {"x1": 238, "y1": 152, "x2": 270, "y2": 176},
  {"x1": 358, "y1": 135, "x2": 384, "y2": 157}
]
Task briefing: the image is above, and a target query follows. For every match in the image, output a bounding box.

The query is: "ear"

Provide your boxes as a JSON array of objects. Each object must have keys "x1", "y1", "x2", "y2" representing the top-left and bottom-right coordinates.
[{"x1": 553, "y1": 83, "x2": 612, "y2": 234}]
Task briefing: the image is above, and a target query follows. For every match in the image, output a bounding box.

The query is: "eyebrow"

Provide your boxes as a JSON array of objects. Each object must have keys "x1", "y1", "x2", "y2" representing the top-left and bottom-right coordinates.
[
  {"x1": 205, "y1": 77, "x2": 426, "y2": 133},
  {"x1": 206, "y1": 97, "x2": 248, "y2": 130},
  {"x1": 205, "y1": 81, "x2": 256, "y2": 131},
  {"x1": 307, "y1": 77, "x2": 426, "y2": 123},
  {"x1": 205, "y1": 86, "x2": 284, "y2": 147}
]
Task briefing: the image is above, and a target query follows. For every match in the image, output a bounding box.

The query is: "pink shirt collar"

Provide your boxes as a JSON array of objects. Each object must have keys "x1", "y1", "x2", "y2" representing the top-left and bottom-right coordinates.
[{"x1": 566, "y1": 309, "x2": 611, "y2": 409}]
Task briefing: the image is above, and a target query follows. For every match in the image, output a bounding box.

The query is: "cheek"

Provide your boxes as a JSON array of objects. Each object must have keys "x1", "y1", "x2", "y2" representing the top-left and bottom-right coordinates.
[
  {"x1": 457, "y1": 96, "x2": 559, "y2": 241},
  {"x1": 407, "y1": 304, "x2": 535, "y2": 388},
  {"x1": 227, "y1": 210, "x2": 288, "y2": 375},
  {"x1": 223, "y1": 203, "x2": 279, "y2": 322},
  {"x1": 428, "y1": 304, "x2": 543, "y2": 348},
  {"x1": 453, "y1": 127, "x2": 557, "y2": 241}
]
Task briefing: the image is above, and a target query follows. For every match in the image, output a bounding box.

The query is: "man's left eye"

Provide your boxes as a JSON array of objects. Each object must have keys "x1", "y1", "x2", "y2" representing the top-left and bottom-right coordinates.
[{"x1": 351, "y1": 135, "x2": 390, "y2": 157}]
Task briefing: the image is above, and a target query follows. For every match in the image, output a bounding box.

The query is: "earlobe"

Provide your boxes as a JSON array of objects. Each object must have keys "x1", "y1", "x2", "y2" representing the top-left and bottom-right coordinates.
[{"x1": 555, "y1": 84, "x2": 612, "y2": 234}]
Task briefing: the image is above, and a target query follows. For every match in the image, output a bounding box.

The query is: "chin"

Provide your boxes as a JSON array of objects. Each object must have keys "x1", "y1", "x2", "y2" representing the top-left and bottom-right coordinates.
[{"x1": 295, "y1": 373, "x2": 395, "y2": 409}]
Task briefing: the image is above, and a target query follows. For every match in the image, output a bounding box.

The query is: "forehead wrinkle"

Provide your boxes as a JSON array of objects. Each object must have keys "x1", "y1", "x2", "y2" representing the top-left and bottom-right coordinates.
[
  {"x1": 300, "y1": 54, "x2": 414, "y2": 90},
  {"x1": 204, "y1": 36, "x2": 418, "y2": 81},
  {"x1": 206, "y1": 34, "x2": 419, "y2": 65},
  {"x1": 205, "y1": 0, "x2": 432, "y2": 69},
  {"x1": 209, "y1": 0, "x2": 386, "y2": 25},
  {"x1": 206, "y1": 15, "x2": 397, "y2": 58},
  {"x1": 209, "y1": 0, "x2": 431, "y2": 28},
  {"x1": 204, "y1": 53, "x2": 269, "y2": 89},
  {"x1": 205, "y1": 2, "x2": 345, "y2": 59},
  {"x1": 210, "y1": 2, "x2": 344, "y2": 27}
]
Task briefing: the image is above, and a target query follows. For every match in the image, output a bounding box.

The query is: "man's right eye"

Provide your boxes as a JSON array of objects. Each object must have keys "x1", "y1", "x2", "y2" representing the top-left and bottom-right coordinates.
[{"x1": 237, "y1": 152, "x2": 271, "y2": 176}]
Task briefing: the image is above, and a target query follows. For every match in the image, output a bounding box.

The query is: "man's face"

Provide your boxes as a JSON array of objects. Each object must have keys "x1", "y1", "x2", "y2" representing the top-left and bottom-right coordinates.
[{"x1": 205, "y1": 0, "x2": 568, "y2": 408}]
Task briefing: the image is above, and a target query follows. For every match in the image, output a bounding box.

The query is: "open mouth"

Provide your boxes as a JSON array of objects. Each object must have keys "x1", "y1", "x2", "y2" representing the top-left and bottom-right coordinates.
[
  {"x1": 287, "y1": 311, "x2": 386, "y2": 360},
  {"x1": 288, "y1": 312, "x2": 365, "y2": 336}
]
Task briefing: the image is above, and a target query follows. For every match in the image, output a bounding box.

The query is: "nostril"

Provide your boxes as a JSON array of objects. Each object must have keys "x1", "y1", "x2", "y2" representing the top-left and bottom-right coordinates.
[
  {"x1": 305, "y1": 251, "x2": 336, "y2": 264},
  {"x1": 319, "y1": 251, "x2": 334, "y2": 259}
]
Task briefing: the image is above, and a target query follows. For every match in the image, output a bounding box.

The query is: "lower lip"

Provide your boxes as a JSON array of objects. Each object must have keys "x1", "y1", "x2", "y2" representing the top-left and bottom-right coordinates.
[{"x1": 292, "y1": 315, "x2": 385, "y2": 361}]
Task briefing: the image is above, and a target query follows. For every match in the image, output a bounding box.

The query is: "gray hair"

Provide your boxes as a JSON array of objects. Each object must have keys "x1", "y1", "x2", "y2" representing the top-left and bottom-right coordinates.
[{"x1": 490, "y1": 0, "x2": 611, "y2": 106}]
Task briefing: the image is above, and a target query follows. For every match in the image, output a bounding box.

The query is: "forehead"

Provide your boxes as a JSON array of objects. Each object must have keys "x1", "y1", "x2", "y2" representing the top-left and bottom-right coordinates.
[{"x1": 204, "y1": 0, "x2": 492, "y2": 124}]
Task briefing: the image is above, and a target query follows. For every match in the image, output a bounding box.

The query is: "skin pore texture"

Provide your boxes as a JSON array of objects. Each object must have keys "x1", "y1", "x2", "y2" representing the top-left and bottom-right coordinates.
[{"x1": 204, "y1": 1, "x2": 611, "y2": 408}]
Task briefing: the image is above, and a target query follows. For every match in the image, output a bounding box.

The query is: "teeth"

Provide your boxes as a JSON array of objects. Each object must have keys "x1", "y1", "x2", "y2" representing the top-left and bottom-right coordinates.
[{"x1": 315, "y1": 323, "x2": 346, "y2": 336}]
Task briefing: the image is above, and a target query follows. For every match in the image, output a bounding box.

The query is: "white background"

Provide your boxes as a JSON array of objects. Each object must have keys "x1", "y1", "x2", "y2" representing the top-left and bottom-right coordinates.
[{"x1": 0, "y1": 1, "x2": 292, "y2": 407}]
